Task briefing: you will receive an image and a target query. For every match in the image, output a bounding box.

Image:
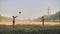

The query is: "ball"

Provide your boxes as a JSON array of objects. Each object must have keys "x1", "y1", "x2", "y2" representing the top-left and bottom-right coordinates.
[{"x1": 19, "y1": 12, "x2": 21, "y2": 14}]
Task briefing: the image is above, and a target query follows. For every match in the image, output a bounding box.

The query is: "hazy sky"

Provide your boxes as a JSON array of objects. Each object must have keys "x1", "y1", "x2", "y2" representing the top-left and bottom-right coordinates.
[{"x1": 0, "y1": 0, "x2": 60, "y2": 20}]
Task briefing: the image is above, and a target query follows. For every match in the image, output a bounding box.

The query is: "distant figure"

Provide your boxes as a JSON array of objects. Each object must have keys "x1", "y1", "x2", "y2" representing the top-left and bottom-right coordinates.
[
  {"x1": 42, "y1": 16, "x2": 44, "y2": 26},
  {"x1": 12, "y1": 16, "x2": 17, "y2": 27}
]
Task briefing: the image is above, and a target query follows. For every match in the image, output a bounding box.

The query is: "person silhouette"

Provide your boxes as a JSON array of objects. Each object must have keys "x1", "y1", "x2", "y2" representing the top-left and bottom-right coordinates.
[
  {"x1": 12, "y1": 16, "x2": 17, "y2": 27},
  {"x1": 42, "y1": 16, "x2": 44, "y2": 26}
]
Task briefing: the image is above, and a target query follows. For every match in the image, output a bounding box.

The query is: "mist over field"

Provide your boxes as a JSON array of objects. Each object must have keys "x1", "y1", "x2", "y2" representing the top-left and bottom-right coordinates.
[
  {"x1": 0, "y1": 11, "x2": 60, "y2": 34},
  {"x1": 0, "y1": 0, "x2": 60, "y2": 34}
]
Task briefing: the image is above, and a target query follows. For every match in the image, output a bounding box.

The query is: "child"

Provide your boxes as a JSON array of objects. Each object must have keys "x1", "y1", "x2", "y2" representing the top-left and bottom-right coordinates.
[{"x1": 12, "y1": 16, "x2": 17, "y2": 27}]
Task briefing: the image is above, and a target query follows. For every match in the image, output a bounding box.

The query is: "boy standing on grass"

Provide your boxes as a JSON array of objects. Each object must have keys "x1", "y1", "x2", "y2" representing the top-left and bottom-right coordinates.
[
  {"x1": 42, "y1": 16, "x2": 44, "y2": 26},
  {"x1": 12, "y1": 16, "x2": 17, "y2": 27}
]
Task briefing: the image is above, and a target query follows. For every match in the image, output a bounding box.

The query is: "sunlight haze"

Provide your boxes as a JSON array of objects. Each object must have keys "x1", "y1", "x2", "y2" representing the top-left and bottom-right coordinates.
[{"x1": 0, "y1": 0, "x2": 60, "y2": 20}]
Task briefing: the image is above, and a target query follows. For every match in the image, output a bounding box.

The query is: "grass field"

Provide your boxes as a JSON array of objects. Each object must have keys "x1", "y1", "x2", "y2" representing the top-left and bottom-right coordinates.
[{"x1": 0, "y1": 22, "x2": 60, "y2": 34}]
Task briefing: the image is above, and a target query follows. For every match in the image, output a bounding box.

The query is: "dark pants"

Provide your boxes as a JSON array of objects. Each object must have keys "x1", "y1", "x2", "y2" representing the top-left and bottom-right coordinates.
[{"x1": 13, "y1": 21, "x2": 15, "y2": 27}]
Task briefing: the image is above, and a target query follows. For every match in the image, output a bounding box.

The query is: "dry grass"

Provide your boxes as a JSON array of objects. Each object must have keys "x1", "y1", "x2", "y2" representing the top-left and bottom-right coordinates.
[{"x1": 0, "y1": 21, "x2": 60, "y2": 26}]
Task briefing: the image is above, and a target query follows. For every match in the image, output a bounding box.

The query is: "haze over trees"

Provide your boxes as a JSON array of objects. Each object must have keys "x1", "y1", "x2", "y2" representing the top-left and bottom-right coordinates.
[
  {"x1": 0, "y1": 15, "x2": 12, "y2": 22},
  {"x1": 0, "y1": 11, "x2": 60, "y2": 22},
  {"x1": 33, "y1": 11, "x2": 60, "y2": 22}
]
